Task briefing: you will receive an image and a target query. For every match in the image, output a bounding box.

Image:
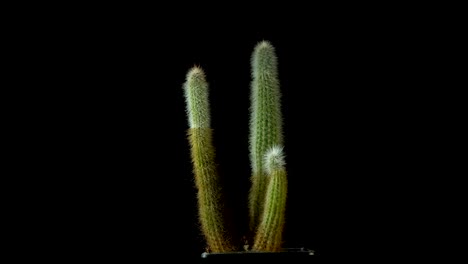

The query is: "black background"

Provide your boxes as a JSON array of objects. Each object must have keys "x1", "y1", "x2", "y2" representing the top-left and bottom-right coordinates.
[{"x1": 35, "y1": 5, "x2": 433, "y2": 261}]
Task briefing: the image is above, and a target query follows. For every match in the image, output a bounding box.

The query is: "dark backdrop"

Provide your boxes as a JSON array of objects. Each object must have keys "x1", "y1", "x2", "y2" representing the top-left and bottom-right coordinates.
[{"x1": 50, "y1": 9, "x2": 423, "y2": 261}]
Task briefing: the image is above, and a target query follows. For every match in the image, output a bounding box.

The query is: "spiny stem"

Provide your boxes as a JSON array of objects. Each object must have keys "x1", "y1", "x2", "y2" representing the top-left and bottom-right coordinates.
[
  {"x1": 184, "y1": 67, "x2": 234, "y2": 252},
  {"x1": 253, "y1": 146, "x2": 287, "y2": 251},
  {"x1": 248, "y1": 41, "x2": 284, "y2": 234}
]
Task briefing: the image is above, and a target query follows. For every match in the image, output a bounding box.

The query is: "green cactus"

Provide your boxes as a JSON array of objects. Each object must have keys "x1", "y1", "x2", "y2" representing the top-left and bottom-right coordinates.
[
  {"x1": 183, "y1": 67, "x2": 235, "y2": 252},
  {"x1": 252, "y1": 146, "x2": 287, "y2": 251},
  {"x1": 183, "y1": 41, "x2": 287, "y2": 253},
  {"x1": 248, "y1": 41, "x2": 284, "y2": 234}
]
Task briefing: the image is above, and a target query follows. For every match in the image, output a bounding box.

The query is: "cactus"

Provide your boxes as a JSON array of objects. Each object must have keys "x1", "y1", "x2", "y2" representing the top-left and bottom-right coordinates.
[
  {"x1": 248, "y1": 41, "x2": 284, "y2": 235},
  {"x1": 183, "y1": 67, "x2": 235, "y2": 252},
  {"x1": 252, "y1": 146, "x2": 287, "y2": 251},
  {"x1": 183, "y1": 41, "x2": 287, "y2": 252}
]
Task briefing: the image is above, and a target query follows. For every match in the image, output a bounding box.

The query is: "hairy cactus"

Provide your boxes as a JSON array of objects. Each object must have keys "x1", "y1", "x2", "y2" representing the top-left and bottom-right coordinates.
[
  {"x1": 248, "y1": 41, "x2": 284, "y2": 234},
  {"x1": 252, "y1": 146, "x2": 287, "y2": 251},
  {"x1": 183, "y1": 67, "x2": 234, "y2": 252},
  {"x1": 183, "y1": 41, "x2": 287, "y2": 253}
]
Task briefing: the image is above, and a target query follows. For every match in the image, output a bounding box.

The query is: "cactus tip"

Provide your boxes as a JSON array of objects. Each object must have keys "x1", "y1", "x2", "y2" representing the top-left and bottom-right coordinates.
[
  {"x1": 264, "y1": 146, "x2": 285, "y2": 175},
  {"x1": 187, "y1": 65, "x2": 206, "y2": 81},
  {"x1": 256, "y1": 40, "x2": 273, "y2": 49},
  {"x1": 253, "y1": 40, "x2": 275, "y2": 55}
]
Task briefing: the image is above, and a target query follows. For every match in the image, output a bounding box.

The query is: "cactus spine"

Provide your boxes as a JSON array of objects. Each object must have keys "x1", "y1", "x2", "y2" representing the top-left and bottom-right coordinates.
[
  {"x1": 248, "y1": 41, "x2": 284, "y2": 235},
  {"x1": 183, "y1": 67, "x2": 234, "y2": 252}
]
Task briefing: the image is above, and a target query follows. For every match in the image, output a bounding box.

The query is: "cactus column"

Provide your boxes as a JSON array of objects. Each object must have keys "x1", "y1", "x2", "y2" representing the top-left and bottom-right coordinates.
[
  {"x1": 253, "y1": 146, "x2": 287, "y2": 251},
  {"x1": 248, "y1": 41, "x2": 284, "y2": 235},
  {"x1": 183, "y1": 67, "x2": 234, "y2": 252}
]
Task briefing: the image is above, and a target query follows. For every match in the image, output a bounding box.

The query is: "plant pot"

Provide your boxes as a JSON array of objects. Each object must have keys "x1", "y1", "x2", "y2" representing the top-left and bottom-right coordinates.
[{"x1": 200, "y1": 248, "x2": 314, "y2": 263}]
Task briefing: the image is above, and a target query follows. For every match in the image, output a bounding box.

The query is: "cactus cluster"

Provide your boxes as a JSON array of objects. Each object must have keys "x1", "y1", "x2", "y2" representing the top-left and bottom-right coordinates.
[{"x1": 183, "y1": 41, "x2": 287, "y2": 252}]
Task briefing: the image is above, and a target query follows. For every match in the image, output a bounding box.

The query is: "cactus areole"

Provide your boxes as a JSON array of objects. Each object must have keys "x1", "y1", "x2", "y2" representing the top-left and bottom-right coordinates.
[{"x1": 183, "y1": 41, "x2": 313, "y2": 260}]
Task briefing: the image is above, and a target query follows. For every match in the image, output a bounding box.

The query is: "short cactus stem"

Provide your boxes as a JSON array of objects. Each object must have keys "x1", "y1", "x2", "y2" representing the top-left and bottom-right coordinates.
[{"x1": 252, "y1": 146, "x2": 287, "y2": 251}]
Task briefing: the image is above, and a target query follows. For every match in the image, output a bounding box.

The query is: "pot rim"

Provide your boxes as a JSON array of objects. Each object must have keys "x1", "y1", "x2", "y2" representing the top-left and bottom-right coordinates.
[{"x1": 201, "y1": 247, "x2": 315, "y2": 258}]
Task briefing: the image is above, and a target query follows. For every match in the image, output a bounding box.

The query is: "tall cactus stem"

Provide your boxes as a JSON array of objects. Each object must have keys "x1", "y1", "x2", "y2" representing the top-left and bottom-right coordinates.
[
  {"x1": 248, "y1": 41, "x2": 284, "y2": 233},
  {"x1": 184, "y1": 67, "x2": 234, "y2": 252}
]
